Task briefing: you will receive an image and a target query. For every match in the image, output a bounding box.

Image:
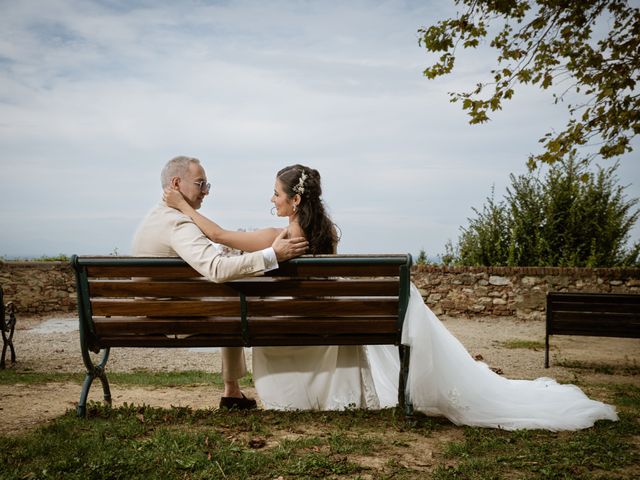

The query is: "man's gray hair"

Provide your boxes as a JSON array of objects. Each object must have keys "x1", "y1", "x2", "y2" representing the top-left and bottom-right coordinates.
[{"x1": 161, "y1": 156, "x2": 200, "y2": 188}]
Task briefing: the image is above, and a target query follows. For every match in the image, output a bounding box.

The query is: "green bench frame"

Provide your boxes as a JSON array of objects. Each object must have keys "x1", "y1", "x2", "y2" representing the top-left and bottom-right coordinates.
[
  {"x1": 1, "y1": 286, "x2": 17, "y2": 369},
  {"x1": 545, "y1": 292, "x2": 640, "y2": 368},
  {"x1": 72, "y1": 254, "x2": 413, "y2": 417}
]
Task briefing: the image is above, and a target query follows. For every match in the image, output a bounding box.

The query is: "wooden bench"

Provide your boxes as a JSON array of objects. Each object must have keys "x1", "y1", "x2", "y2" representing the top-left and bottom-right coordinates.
[
  {"x1": 545, "y1": 292, "x2": 640, "y2": 368},
  {"x1": 71, "y1": 254, "x2": 413, "y2": 417}
]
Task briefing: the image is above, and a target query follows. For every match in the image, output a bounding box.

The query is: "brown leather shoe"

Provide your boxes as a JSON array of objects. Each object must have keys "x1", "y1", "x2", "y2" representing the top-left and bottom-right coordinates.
[{"x1": 219, "y1": 393, "x2": 257, "y2": 410}]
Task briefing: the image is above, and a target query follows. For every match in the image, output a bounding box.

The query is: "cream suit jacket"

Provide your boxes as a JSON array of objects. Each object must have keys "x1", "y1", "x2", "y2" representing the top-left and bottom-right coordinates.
[{"x1": 131, "y1": 203, "x2": 275, "y2": 282}]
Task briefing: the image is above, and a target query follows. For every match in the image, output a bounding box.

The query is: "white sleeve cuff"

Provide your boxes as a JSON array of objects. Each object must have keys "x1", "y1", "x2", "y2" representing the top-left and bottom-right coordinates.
[{"x1": 261, "y1": 247, "x2": 279, "y2": 271}]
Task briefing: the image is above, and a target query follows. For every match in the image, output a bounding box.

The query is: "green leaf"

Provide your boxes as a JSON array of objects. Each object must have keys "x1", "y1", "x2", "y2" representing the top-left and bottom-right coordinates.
[{"x1": 417, "y1": 0, "x2": 640, "y2": 167}]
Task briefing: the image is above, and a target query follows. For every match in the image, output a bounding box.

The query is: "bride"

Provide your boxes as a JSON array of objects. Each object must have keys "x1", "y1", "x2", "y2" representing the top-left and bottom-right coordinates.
[{"x1": 164, "y1": 164, "x2": 618, "y2": 431}]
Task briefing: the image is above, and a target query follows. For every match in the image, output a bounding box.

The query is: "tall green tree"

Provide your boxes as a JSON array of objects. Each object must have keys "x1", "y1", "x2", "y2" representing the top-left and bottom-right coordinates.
[
  {"x1": 419, "y1": 0, "x2": 640, "y2": 168},
  {"x1": 458, "y1": 187, "x2": 511, "y2": 265},
  {"x1": 456, "y1": 158, "x2": 639, "y2": 266}
]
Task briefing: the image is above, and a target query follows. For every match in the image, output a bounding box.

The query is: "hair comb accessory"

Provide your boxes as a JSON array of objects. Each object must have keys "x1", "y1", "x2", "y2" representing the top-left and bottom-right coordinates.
[{"x1": 292, "y1": 170, "x2": 307, "y2": 195}]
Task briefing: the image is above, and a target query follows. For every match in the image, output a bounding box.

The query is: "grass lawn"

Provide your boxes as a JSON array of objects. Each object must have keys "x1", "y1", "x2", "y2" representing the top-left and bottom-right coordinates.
[{"x1": 0, "y1": 372, "x2": 638, "y2": 479}]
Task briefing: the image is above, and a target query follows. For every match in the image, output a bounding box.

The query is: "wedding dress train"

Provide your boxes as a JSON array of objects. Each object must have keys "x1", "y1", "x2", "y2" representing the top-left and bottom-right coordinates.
[{"x1": 252, "y1": 284, "x2": 618, "y2": 431}]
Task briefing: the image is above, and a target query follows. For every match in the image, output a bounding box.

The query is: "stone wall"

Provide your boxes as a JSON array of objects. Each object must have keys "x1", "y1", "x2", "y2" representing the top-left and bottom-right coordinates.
[
  {"x1": 413, "y1": 265, "x2": 640, "y2": 320},
  {"x1": 1, "y1": 261, "x2": 639, "y2": 318},
  {"x1": 0, "y1": 261, "x2": 76, "y2": 315}
]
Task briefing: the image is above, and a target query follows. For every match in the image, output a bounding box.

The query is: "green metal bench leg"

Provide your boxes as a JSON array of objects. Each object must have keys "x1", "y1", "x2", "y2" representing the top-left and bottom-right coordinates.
[
  {"x1": 544, "y1": 333, "x2": 550, "y2": 368},
  {"x1": 398, "y1": 344, "x2": 413, "y2": 416},
  {"x1": 77, "y1": 373, "x2": 93, "y2": 417},
  {"x1": 77, "y1": 367, "x2": 112, "y2": 416},
  {"x1": 1, "y1": 301, "x2": 17, "y2": 369},
  {"x1": 0, "y1": 339, "x2": 15, "y2": 368},
  {"x1": 77, "y1": 347, "x2": 112, "y2": 417},
  {"x1": 99, "y1": 373, "x2": 112, "y2": 405}
]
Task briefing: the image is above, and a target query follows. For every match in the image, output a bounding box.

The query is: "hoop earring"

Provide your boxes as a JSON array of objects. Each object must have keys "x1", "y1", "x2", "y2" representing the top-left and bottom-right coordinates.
[{"x1": 271, "y1": 206, "x2": 276, "y2": 216}]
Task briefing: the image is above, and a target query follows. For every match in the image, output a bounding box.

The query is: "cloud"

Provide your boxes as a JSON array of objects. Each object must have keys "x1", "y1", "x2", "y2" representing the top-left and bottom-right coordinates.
[{"x1": 1, "y1": 0, "x2": 638, "y2": 258}]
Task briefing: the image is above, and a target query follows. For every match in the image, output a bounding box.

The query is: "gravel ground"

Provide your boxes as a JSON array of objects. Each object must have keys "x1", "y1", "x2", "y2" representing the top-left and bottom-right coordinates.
[
  {"x1": 10, "y1": 312, "x2": 639, "y2": 382},
  {"x1": 1, "y1": 312, "x2": 638, "y2": 435}
]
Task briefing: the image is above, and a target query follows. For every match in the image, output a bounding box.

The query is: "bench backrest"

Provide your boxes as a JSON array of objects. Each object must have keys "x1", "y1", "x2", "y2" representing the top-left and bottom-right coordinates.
[
  {"x1": 546, "y1": 292, "x2": 640, "y2": 338},
  {"x1": 72, "y1": 254, "x2": 412, "y2": 349}
]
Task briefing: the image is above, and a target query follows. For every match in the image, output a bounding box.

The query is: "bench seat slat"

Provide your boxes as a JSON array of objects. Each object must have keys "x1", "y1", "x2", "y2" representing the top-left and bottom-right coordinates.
[
  {"x1": 549, "y1": 302, "x2": 640, "y2": 314},
  {"x1": 91, "y1": 298, "x2": 399, "y2": 317},
  {"x1": 86, "y1": 264, "x2": 405, "y2": 280},
  {"x1": 92, "y1": 315, "x2": 397, "y2": 336},
  {"x1": 96, "y1": 335, "x2": 247, "y2": 348},
  {"x1": 550, "y1": 311, "x2": 640, "y2": 322},
  {"x1": 248, "y1": 299, "x2": 398, "y2": 316},
  {"x1": 90, "y1": 280, "x2": 239, "y2": 297},
  {"x1": 269, "y1": 264, "x2": 403, "y2": 277},
  {"x1": 249, "y1": 335, "x2": 399, "y2": 346},
  {"x1": 88, "y1": 279, "x2": 400, "y2": 298},
  {"x1": 248, "y1": 316, "x2": 397, "y2": 334},
  {"x1": 95, "y1": 334, "x2": 399, "y2": 349},
  {"x1": 86, "y1": 265, "x2": 199, "y2": 278},
  {"x1": 93, "y1": 316, "x2": 242, "y2": 335},
  {"x1": 547, "y1": 327, "x2": 640, "y2": 338},
  {"x1": 241, "y1": 279, "x2": 399, "y2": 297},
  {"x1": 91, "y1": 299, "x2": 241, "y2": 317},
  {"x1": 548, "y1": 293, "x2": 640, "y2": 303}
]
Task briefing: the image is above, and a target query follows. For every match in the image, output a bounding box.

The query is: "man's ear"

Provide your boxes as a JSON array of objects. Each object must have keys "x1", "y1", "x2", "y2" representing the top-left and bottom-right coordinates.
[{"x1": 170, "y1": 176, "x2": 181, "y2": 190}]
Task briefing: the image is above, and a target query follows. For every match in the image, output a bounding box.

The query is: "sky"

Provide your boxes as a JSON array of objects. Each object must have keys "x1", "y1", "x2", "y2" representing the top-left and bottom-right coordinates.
[{"x1": 1, "y1": 0, "x2": 638, "y2": 259}]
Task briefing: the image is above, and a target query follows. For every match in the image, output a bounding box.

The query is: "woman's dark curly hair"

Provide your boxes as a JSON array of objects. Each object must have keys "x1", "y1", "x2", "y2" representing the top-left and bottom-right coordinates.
[{"x1": 276, "y1": 164, "x2": 338, "y2": 254}]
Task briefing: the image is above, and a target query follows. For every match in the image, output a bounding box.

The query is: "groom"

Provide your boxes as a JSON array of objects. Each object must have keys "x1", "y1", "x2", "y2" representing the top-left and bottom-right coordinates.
[{"x1": 132, "y1": 155, "x2": 308, "y2": 409}]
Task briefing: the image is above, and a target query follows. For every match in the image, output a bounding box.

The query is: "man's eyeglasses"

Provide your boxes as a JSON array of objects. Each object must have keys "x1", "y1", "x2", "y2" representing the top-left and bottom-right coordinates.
[{"x1": 193, "y1": 181, "x2": 211, "y2": 193}]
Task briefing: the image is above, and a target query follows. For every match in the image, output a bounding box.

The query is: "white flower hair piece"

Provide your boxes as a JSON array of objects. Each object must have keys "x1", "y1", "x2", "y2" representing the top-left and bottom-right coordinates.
[{"x1": 292, "y1": 170, "x2": 308, "y2": 195}]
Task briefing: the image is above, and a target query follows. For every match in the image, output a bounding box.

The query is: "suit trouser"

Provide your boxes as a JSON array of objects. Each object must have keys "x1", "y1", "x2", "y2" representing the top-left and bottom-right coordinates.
[{"x1": 221, "y1": 346, "x2": 247, "y2": 381}]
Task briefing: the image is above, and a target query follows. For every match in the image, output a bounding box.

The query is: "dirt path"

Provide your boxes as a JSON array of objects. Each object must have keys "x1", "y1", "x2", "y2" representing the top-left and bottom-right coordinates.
[{"x1": 1, "y1": 313, "x2": 638, "y2": 436}]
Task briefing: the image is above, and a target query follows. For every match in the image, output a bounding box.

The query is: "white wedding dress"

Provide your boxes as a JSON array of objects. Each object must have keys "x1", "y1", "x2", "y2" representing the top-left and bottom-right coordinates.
[{"x1": 252, "y1": 284, "x2": 618, "y2": 431}]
